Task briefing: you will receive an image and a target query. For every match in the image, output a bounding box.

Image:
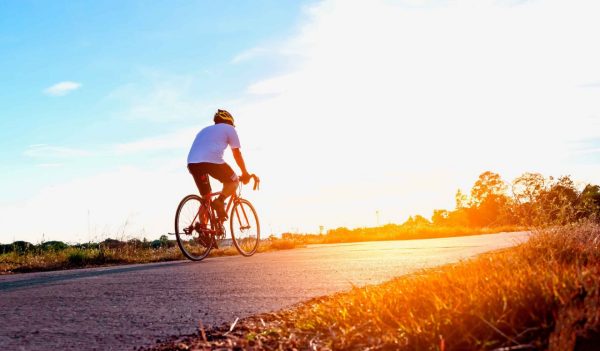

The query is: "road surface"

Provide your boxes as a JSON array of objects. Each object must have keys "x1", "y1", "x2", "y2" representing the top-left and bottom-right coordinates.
[{"x1": 0, "y1": 231, "x2": 528, "y2": 350}]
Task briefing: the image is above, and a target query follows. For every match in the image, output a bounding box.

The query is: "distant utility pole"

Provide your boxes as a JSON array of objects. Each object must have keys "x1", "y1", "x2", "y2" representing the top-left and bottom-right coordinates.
[{"x1": 319, "y1": 225, "x2": 324, "y2": 235}]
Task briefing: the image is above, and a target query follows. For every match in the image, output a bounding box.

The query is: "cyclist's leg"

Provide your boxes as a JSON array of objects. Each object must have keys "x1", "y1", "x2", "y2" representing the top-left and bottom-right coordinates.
[
  {"x1": 187, "y1": 163, "x2": 212, "y2": 198},
  {"x1": 206, "y1": 163, "x2": 239, "y2": 218},
  {"x1": 185, "y1": 164, "x2": 213, "y2": 238}
]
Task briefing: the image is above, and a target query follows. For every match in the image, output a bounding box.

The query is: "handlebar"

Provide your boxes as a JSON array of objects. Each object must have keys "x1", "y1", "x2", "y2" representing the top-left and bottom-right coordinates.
[{"x1": 241, "y1": 174, "x2": 260, "y2": 191}]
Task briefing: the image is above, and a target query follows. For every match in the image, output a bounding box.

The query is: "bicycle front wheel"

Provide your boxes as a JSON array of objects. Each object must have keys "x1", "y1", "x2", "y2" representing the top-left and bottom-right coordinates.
[
  {"x1": 175, "y1": 194, "x2": 213, "y2": 261},
  {"x1": 230, "y1": 199, "x2": 260, "y2": 256}
]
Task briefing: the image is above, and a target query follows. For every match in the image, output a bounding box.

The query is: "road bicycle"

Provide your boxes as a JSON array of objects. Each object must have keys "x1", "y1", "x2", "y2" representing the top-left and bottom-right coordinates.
[{"x1": 174, "y1": 174, "x2": 260, "y2": 261}]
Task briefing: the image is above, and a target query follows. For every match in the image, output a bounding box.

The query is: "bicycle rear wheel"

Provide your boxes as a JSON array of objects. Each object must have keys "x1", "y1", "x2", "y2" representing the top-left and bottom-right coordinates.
[
  {"x1": 230, "y1": 198, "x2": 260, "y2": 256},
  {"x1": 175, "y1": 194, "x2": 213, "y2": 261}
]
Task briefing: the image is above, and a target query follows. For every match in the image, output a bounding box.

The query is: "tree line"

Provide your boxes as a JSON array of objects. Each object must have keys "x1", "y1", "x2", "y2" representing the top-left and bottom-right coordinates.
[
  {"x1": 321, "y1": 171, "x2": 600, "y2": 243},
  {"x1": 428, "y1": 171, "x2": 600, "y2": 228}
]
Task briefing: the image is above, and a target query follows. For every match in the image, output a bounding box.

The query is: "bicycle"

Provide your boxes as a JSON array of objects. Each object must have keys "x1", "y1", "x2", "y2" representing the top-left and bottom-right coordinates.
[{"x1": 174, "y1": 174, "x2": 261, "y2": 261}]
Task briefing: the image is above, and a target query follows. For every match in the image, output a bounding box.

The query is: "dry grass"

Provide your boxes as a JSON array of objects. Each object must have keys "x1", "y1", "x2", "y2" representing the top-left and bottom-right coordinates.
[
  {"x1": 322, "y1": 224, "x2": 526, "y2": 244},
  {"x1": 0, "y1": 246, "x2": 184, "y2": 273},
  {"x1": 0, "y1": 237, "x2": 304, "y2": 274},
  {"x1": 148, "y1": 222, "x2": 600, "y2": 351}
]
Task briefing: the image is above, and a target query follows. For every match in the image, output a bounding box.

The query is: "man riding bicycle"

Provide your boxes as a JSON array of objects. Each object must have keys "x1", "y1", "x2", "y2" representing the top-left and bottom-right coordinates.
[{"x1": 187, "y1": 109, "x2": 252, "y2": 220}]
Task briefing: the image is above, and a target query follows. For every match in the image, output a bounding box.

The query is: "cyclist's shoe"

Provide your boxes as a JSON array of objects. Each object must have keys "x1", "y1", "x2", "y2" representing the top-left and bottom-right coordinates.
[
  {"x1": 193, "y1": 221, "x2": 205, "y2": 233},
  {"x1": 198, "y1": 233, "x2": 212, "y2": 248},
  {"x1": 211, "y1": 198, "x2": 228, "y2": 220}
]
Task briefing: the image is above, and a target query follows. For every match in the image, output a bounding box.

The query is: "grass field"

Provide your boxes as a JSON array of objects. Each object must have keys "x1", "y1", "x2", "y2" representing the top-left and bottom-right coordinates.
[{"x1": 148, "y1": 222, "x2": 600, "y2": 351}]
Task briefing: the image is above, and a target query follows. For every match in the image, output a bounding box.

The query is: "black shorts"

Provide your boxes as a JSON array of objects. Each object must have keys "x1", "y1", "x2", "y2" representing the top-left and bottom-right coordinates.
[{"x1": 188, "y1": 162, "x2": 239, "y2": 196}]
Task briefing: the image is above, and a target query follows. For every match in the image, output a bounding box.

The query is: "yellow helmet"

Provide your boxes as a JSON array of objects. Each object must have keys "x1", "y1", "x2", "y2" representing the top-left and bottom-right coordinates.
[{"x1": 214, "y1": 109, "x2": 235, "y2": 126}]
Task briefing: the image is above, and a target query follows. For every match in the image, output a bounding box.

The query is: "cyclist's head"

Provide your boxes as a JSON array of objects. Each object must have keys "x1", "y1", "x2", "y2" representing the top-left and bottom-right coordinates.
[{"x1": 214, "y1": 109, "x2": 235, "y2": 126}]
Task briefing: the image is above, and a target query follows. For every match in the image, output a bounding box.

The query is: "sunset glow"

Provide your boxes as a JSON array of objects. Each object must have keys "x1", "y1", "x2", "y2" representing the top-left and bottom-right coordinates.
[{"x1": 1, "y1": 0, "x2": 600, "y2": 243}]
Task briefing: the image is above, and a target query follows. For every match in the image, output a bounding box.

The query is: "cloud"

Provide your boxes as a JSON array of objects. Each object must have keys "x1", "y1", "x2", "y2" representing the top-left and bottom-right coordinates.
[
  {"x1": 112, "y1": 127, "x2": 197, "y2": 155},
  {"x1": 231, "y1": 47, "x2": 269, "y2": 64},
  {"x1": 24, "y1": 144, "x2": 91, "y2": 159},
  {"x1": 43, "y1": 81, "x2": 82, "y2": 96},
  {"x1": 0, "y1": 164, "x2": 193, "y2": 244},
  {"x1": 106, "y1": 71, "x2": 219, "y2": 123},
  {"x1": 36, "y1": 163, "x2": 64, "y2": 168},
  {"x1": 23, "y1": 127, "x2": 197, "y2": 163}
]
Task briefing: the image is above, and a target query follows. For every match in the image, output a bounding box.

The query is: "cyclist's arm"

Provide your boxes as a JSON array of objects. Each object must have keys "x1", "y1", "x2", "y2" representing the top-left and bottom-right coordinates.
[{"x1": 231, "y1": 148, "x2": 250, "y2": 182}]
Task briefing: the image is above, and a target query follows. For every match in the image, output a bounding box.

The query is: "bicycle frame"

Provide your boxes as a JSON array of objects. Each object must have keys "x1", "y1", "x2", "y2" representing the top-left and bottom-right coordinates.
[
  {"x1": 193, "y1": 175, "x2": 259, "y2": 238},
  {"x1": 174, "y1": 174, "x2": 260, "y2": 259}
]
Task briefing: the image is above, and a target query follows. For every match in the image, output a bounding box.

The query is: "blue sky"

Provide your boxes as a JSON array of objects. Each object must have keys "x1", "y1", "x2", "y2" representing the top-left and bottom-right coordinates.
[
  {"x1": 2, "y1": 0, "x2": 600, "y2": 243},
  {"x1": 0, "y1": 0, "x2": 311, "y2": 203}
]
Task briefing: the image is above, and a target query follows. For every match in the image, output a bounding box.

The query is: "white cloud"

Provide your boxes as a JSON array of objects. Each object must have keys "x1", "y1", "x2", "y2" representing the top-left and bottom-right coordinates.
[
  {"x1": 24, "y1": 144, "x2": 91, "y2": 159},
  {"x1": 106, "y1": 71, "x2": 221, "y2": 123},
  {"x1": 231, "y1": 47, "x2": 270, "y2": 64},
  {"x1": 112, "y1": 127, "x2": 198, "y2": 155},
  {"x1": 36, "y1": 163, "x2": 64, "y2": 168},
  {"x1": 0, "y1": 164, "x2": 194, "y2": 244},
  {"x1": 44, "y1": 81, "x2": 82, "y2": 96}
]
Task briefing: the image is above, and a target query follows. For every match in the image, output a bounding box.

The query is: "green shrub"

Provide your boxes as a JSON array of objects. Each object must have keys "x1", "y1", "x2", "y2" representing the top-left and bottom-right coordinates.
[
  {"x1": 11, "y1": 241, "x2": 34, "y2": 255},
  {"x1": 39, "y1": 241, "x2": 69, "y2": 252},
  {"x1": 67, "y1": 250, "x2": 87, "y2": 266}
]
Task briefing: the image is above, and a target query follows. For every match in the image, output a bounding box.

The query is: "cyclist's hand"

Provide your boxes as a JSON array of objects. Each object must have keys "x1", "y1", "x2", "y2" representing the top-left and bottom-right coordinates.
[{"x1": 240, "y1": 172, "x2": 251, "y2": 184}]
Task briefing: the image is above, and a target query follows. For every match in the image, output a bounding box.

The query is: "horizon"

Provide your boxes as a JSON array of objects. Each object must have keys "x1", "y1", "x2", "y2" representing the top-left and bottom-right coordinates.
[{"x1": 2, "y1": 0, "x2": 600, "y2": 244}]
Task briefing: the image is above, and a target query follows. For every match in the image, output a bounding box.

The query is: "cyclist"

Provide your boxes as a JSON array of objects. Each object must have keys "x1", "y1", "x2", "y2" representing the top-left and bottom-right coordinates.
[{"x1": 187, "y1": 109, "x2": 251, "y2": 219}]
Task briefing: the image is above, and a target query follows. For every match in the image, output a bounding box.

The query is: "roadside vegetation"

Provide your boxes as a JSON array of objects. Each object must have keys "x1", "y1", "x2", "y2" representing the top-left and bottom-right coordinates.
[
  {"x1": 0, "y1": 236, "x2": 303, "y2": 274},
  {"x1": 3, "y1": 170, "x2": 599, "y2": 274},
  {"x1": 149, "y1": 221, "x2": 600, "y2": 351},
  {"x1": 308, "y1": 170, "x2": 600, "y2": 244}
]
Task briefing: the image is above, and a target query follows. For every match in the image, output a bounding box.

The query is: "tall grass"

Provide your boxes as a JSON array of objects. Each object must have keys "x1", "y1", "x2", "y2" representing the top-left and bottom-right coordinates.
[{"x1": 289, "y1": 222, "x2": 600, "y2": 350}]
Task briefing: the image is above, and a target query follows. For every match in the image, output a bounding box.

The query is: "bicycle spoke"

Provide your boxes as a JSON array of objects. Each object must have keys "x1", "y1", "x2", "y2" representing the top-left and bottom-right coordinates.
[
  {"x1": 230, "y1": 199, "x2": 260, "y2": 256},
  {"x1": 175, "y1": 195, "x2": 213, "y2": 261}
]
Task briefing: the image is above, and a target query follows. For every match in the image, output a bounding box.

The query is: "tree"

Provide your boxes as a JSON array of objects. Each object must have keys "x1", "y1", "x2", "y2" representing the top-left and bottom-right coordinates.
[
  {"x1": 467, "y1": 172, "x2": 511, "y2": 227},
  {"x1": 538, "y1": 175, "x2": 579, "y2": 225},
  {"x1": 455, "y1": 189, "x2": 468, "y2": 209},
  {"x1": 512, "y1": 172, "x2": 546, "y2": 225},
  {"x1": 512, "y1": 172, "x2": 546, "y2": 204},
  {"x1": 431, "y1": 209, "x2": 449, "y2": 225},
  {"x1": 470, "y1": 171, "x2": 507, "y2": 206},
  {"x1": 403, "y1": 215, "x2": 431, "y2": 227},
  {"x1": 578, "y1": 184, "x2": 600, "y2": 219}
]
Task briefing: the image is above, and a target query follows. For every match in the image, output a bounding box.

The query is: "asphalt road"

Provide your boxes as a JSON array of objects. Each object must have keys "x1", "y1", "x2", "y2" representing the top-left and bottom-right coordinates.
[{"x1": 0, "y1": 231, "x2": 528, "y2": 350}]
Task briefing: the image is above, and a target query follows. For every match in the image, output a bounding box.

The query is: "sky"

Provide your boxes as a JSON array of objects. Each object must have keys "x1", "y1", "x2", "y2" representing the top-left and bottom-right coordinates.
[{"x1": 1, "y1": 0, "x2": 600, "y2": 244}]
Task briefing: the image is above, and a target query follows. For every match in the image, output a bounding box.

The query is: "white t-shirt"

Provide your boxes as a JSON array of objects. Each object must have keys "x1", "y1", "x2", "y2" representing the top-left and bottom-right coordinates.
[{"x1": 187, "y1": 123, "x2": 241, "y2": 164}]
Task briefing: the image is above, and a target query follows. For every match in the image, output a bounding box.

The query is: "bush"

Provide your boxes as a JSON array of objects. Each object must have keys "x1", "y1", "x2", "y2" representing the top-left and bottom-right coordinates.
[
  {"x1": 268, "y1": 238, "x2": 297, "y2": 250},
  {"x1": 39, "y1": 241, "x2": 69, "y2": 252},
  {"x1": 11, "y1": 241, "x2": 34, "y2": 255},
  {"x1": 67, "y1": 250, "x2": 87, "y2": 266}
]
